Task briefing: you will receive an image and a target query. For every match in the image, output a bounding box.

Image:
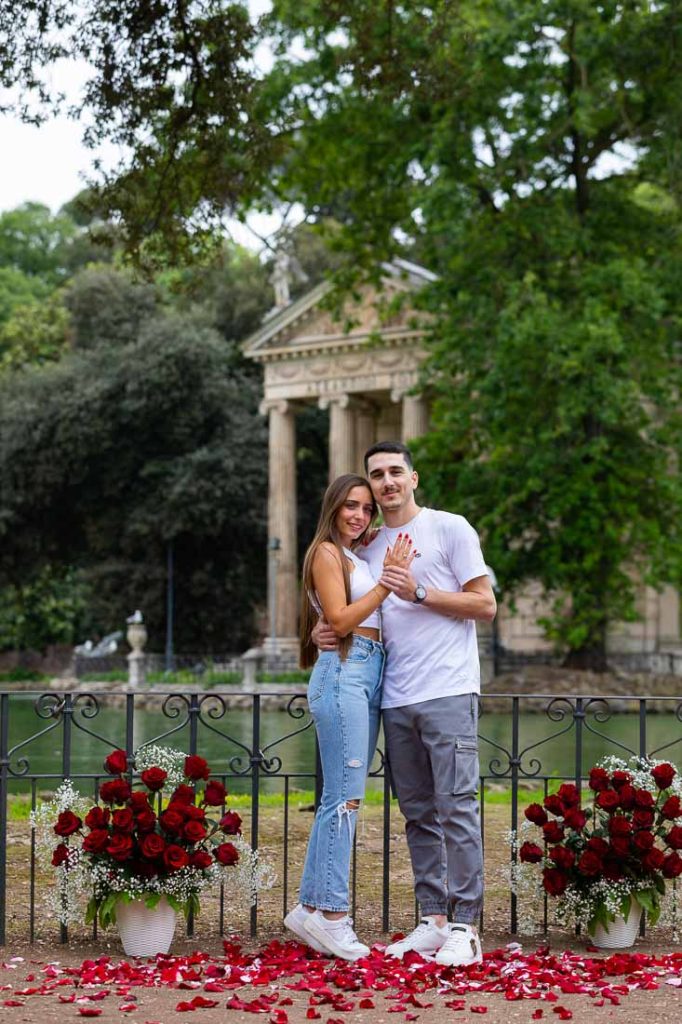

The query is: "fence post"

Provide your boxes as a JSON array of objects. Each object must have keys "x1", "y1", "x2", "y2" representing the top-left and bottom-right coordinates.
[
  {"x1": 250, "y1": 695, "x2": 262, "y2": 937},
  {"x1": 510, "y1": 696, "x2": 519, "y2": 934},
  {"x1": 0, "y1": 694, "x2": 9, "y2": 946}
]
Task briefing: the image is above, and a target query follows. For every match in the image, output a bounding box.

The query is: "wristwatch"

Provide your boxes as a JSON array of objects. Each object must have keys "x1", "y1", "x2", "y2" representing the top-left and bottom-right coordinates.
[{"x1": 413, "y1": 584, "x2": 427, "y2": 604}]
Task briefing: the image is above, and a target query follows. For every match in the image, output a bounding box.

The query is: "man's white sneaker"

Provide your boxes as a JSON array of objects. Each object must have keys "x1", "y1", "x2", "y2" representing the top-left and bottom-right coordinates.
[
  {"x1": 303, "y1": 911, "x2": 370, "y2": 961},
  {"x1": 434, "y1": 924, "x2": 483, "y2": 967},
  {"x1": 384, "y1": 917, "x2": 450, "y2": 958},
  {"x1": 283, "y1": 904, "x2": 328, "y2": 953}
]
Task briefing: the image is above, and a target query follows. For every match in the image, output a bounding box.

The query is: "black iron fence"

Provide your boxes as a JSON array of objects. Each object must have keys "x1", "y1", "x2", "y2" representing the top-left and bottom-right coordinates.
[{"x1": 1, "y1": 689, "x2": 681, "y2": 946}]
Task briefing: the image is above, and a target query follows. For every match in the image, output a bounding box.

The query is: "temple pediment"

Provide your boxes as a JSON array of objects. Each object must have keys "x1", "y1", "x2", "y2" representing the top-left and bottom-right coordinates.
[{"x1": 242, "y1": 258, "x2": 436, "y2": 363}]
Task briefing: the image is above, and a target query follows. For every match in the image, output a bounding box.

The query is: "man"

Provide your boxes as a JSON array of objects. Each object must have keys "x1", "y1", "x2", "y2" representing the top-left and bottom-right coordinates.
[{"x1": 313, "y1": 441, "x2": 496, "y2": 966}]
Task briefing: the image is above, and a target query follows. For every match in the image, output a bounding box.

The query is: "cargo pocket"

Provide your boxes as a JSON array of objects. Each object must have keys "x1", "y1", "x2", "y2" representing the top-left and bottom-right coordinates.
[{"x1": 453, "y1": 737, "x2": 479, "y2": 795}]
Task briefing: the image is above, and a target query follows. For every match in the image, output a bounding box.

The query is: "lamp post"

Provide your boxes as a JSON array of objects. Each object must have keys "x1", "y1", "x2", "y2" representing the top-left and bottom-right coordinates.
[{"x1": 267, "y1": 536, "x2": 281, "y2": 664}]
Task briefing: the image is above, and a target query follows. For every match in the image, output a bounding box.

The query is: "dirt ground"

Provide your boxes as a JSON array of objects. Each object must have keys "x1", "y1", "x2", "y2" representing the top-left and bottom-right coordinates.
[{"x1": 2, "y1": 803, "x2": 681, "y2": 1023}]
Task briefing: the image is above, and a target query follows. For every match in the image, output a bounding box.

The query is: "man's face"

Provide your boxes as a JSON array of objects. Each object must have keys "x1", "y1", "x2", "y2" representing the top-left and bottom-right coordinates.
[{"x1": 366, "y1": 452, "x2": 418, "y2": 513}]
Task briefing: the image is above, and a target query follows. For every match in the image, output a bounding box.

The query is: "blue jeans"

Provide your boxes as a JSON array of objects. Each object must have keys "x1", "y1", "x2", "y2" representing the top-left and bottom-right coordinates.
[{"x1": 299, "y1": 635, "x2": 385, "y2": 912}]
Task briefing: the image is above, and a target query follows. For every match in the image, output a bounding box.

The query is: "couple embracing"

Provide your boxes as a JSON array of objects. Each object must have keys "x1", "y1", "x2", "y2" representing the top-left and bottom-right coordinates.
[{"x1": 284, "y1": 441, "x2": 497, "y2": 965}]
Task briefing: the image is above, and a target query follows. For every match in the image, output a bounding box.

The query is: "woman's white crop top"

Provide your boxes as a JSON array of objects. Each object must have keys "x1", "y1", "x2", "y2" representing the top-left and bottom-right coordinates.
[{"x1": 342, "y1": 547, "x2": 381, "y2": 631}]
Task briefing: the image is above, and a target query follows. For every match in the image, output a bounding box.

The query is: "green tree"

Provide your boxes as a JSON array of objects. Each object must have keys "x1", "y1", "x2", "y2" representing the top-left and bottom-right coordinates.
[{"x1": 0, "y1": 315, "x2": 268, "y2": 652}]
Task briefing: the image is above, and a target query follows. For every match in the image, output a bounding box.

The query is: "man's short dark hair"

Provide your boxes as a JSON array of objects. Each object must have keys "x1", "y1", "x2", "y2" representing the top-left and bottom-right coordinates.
[{"x1": 364, "y1": 441, "x2": 413, "y2": 473}]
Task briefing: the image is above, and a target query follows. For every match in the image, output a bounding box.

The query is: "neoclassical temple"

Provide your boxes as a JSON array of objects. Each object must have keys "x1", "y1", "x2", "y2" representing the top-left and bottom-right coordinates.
[{"x1": 243, "y1": 259, "x2": 681, "y2": 665}]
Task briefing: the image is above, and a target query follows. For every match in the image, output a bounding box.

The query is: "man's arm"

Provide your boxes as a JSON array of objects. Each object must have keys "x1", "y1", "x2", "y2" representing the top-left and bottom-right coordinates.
[
  {"x1": 311, "y1": 616, "x2": 340, "y2": 650},
  {"x1": 378, "y1": 568, "x2": 497, "y2": 622}
]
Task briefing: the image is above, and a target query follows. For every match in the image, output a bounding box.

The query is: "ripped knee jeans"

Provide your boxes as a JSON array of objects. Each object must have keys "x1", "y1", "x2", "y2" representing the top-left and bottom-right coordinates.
[{"x1": 299, "y1": 636, "x2": 384, "y2": 912}]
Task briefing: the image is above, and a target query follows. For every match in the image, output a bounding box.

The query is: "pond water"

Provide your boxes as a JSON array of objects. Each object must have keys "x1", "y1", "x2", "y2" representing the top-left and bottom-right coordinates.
[{"x1": 4, "y1": 692, "x2": 682, "y2": 795}]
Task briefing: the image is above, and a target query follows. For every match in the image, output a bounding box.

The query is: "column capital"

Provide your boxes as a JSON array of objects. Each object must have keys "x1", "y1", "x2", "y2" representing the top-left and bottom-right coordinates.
[
  {"x1": 318, "y1": 393, "x2": 351, "y2": 412},
  {"x1": 259, "y1": 398, "x2": 293, "y2": 417}
]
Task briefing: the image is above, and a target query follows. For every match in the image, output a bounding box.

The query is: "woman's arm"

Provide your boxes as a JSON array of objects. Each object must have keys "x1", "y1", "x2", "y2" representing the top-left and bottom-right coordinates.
[{"x1": 312, "y1": 538, "x2": 415, "y2": 636}]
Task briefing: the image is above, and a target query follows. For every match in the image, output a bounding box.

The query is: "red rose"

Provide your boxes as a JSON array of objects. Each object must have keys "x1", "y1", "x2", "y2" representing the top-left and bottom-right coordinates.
[
  {"x1": 107, "y1": 833, "x2": 133, "y2": 862},
  {"x1": 171, "y1": 784, "x2": 196, "y2": 805},
  {"x1": 183, "y1": 820, "x2": 208, "y2": 843},
  {"x1": 104, "y1": 749, "x2": 128, "y2": 775},
  {"x1": 618, "y1": 785, "x2": 636, "y2": 810},
  {"x1": 632, "y1": 830, "x2": 655, "y2": 852},
  {"x1": 99, "y1": 779, "x2": 132, "y2": 804},
  {"x1": 135, "y1": 808, "x2": 157, "y2": 832},
  {"x1": 608, "y1": 815, "x2": 632, "y2": 836},
  {"x1": 611, "y1": 770, "x2": 632, "y2": 790},
  {"x1": 563, "y1": 807, "x2": 587, "y2": 831},
  {"x1": 219, "y1": 811, "x2": 242, "y2": 835},
  {"x1": 542, "y1": 867, "x2": 568, "y2": 896},
  {"x1": 140, "y1": 767, "x2": 167, "y2": 792},
  {"x1": 661, "y1": 796, "x2": 682, "y2": 819},
  {"x1": 54, "y1": 811, "x2": 82, "y2": 837},
  {"x1": 519, "y1": 842, "x2": 544, "y2": 864},
  {"x1": 190, "y1": 850, "x2": 213, "y2": 870},
  {"x1": 543, "y1": 794, "x2": 565, "y2": 817},
  {"x1": 662, "y1": 852, "x2": 682, "y2": 878},
  {"x1": 557, "y1": 784, "x2": 581, "y2": 808},
  {"x1": 602, "y1": 858, "x2": 624, "y2": 881},
  {"x1": 84, "y1": 806, "x2": 110, "y2": 830},
  {"x1": 642, "y1": 848, "x2": 666, "y2": 872},
  {"x1": 215, "y1": 842, "x2": 240, "y2": 866},
  {"x1": 633, "y1": 809, "x2": 655, "y2": 829},
  {"x1": 596, "y1": 790, "x2": 620, "y2": 811},
  {"x1": 184, "y1": 756, "x2": 210, "y2": 781},
  {"x1": 634, "y1": 789, "x2": 654, "y2": 808},
  {"x1": 112, "y1": 808, "x2": 134, "y2": 833},
  {"x1": 610, "y1": 836, "x2": 631, "y2": 857},
  {"x1": 577, "y1": 850, "x2": 603, "y2": 877},
  {"x1": 159, "y1": 809, "x2": 184, "y2": 834},
  {"x1": 588, "y1": 767, "x2": 610, "y2": 792},
  {"x1": 666, "y1": 826, "x2": 682, "y2": 850},
  {"x1": 587, "y1": 836, "x2": 609, "y2": 856},
  {"x1": 651, "y1": 763, "x2": 676, "y2": 790},
  {"x1": 524, "y1": 803, "x2": 548, "y2": 826},
  {"x1": 52, "y1": 843, "x2": 70, "y2": 867},
  {"x1": 140, "y1": 834, "x2": 166, "y2": 860},
  {"x1": 550, "y1": 845, "x2": 575, "y2": 870},
  {"x1": 83, "y1": 828, "x2": 110, "y2": 853},
  {"x1": 543, "y1": 821, "x2": 565, "y2": 844},
  {"x1": 129, "y1": 791, "x2": 150, "y2": 811},
  {"x1": 203, "y1": 780, "x2": 226, "y2": 807},
  {"x1": 163, "y1": 844, "x2": 190, "y2": 871}
]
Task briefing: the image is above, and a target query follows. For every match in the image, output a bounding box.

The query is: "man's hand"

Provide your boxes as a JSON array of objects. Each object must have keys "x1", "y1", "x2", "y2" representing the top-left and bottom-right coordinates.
[
  {"x1": 378, "y1": 565, "x2": 418, "y2": 602},
  {"x1": 311, "y1": 617, "x2": 339, "y2": 651}
]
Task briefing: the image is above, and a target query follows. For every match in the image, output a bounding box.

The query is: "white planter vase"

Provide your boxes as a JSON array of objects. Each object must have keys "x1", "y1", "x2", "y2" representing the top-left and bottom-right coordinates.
[
  {"x1": 116, "y1": 896, "x2": 177, "y2": 957},
  {"x1": 592, "y1": 898, "x2": 642, "y2": 950}
]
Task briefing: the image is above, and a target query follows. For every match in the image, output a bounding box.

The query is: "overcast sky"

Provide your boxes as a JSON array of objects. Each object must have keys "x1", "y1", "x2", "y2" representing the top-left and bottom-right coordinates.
[{"x1": 0, "y1": 0, "x2": 279, "y2": 249}]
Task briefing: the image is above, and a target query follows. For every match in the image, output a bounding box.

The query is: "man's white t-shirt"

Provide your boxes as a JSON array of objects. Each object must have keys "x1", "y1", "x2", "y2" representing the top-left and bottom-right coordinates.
[{"x1": 358, "y1": 507, "x2": 488, "y2": 709}]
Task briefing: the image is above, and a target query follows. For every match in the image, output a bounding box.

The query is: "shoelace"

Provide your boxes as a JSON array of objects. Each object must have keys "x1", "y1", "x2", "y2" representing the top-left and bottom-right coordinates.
[
  {"x1": 441, "y1": 927, "x2": 476, "y2": 953},
  {"x1": 332, "y1": 916, "x2": 363, "y2": 946},
  {"x1": 396, "y1": 920, "x2": 433, "y2": 945}
]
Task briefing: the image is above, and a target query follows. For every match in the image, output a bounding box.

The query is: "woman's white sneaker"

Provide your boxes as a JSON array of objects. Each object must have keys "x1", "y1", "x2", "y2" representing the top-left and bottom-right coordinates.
[
  {"x1": 283, "y1": 904, "x2": 328, "y2": 953},
  {"x1": 434, "y1": 924, "x2": 483, "y2": 966},
  {"x1": 384, "y1": 917, "x2": 450, "y2": 958},
  {"x1": 303, "y1": 911, "x2": 370, "y2": 961}
]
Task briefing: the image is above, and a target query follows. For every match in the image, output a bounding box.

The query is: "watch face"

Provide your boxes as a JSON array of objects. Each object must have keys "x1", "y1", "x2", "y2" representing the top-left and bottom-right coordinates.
[{"x1": 415, "y1": 585, "x2": 426, "y2": 602}]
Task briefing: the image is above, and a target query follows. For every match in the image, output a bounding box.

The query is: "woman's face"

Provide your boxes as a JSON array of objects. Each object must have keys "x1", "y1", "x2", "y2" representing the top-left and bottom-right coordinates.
[{"x1": 334, "y1": 485, "x2": 374, "y2": 545}]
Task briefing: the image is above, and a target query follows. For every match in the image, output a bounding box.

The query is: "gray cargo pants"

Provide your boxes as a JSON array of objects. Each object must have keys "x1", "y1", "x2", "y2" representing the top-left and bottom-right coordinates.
[{"x1": 383, "y1": 692, "x2": 483, "y2": 924}]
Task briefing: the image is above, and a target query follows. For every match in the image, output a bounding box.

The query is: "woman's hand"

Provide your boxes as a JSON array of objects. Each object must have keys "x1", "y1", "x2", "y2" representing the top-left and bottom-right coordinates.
[{"x1": 383, "y1": 533, "x2": 417, "y2": 571}]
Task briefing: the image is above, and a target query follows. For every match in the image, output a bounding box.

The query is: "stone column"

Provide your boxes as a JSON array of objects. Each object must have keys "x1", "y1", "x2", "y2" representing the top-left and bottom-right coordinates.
[
  {"x1": 354, "y1": 400, "x2": 376, "y2": 475},
  {"x1": 400, "y1": 392, "x2": 430, "y2": 442},
  {"x1": 260, "y1": 399, "x2": 299, "y2": 657},
  {"x1": 319, "y1": 394, "x2": 355, "y2": 480}
]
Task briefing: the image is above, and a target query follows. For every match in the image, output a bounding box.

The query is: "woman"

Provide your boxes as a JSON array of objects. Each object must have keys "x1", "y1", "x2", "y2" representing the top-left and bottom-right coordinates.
[{"x1": 284, "y1": 473, "x2": 414, "y2": 961}]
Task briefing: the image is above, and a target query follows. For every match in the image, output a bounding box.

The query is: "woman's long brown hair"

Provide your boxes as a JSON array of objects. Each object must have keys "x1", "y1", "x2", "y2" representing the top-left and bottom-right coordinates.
[{"x1": 299, "y1": 474, "x2": 378, "y2": 669}]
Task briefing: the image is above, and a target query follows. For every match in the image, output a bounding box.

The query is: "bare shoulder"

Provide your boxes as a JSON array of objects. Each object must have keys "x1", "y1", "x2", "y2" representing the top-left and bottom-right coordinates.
[{"x1": 315, "y1": 542, "x2": 343, "y2": 566}]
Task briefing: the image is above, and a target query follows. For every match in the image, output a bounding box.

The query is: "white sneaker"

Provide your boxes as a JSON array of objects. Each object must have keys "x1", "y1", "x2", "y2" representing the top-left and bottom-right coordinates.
[
  {"x1": 283, "y1": 904, "x2": 328, "y2": 953},
  {"x1": 303, "y1": 910, "x2": 370, "y2": 962},
  {"x1": 435, "y1": 923, "x2": 483, "y2": 967},
  {"x1": 384, "y1": 917, "x2": 450, "y2": 959}
]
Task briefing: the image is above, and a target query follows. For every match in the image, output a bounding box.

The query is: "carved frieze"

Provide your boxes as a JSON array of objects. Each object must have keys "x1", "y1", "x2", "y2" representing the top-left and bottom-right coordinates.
[{"x1": 262, "y1": 344, "x2": 425, "y2": 402}]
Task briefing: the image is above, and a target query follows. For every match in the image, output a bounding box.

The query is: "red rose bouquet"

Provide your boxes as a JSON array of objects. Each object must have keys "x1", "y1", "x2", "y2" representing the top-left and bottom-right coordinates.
[
  {"x1": 513, "y1": 757, "x2": 682, "y2": 935},
  {"x1": 33, "y1": 745, "x2": 272, "y2": 929}
]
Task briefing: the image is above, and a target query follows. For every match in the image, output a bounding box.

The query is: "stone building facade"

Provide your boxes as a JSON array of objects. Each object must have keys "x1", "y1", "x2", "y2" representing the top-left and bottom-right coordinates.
[{"x1": 243, "y1": 259, "x2": 681, "y2": 666}]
